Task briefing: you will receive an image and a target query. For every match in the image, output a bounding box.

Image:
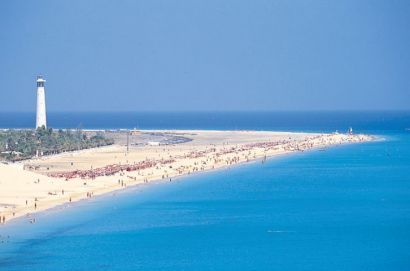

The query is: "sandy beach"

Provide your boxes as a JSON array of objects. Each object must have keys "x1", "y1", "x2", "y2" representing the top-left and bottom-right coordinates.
[{"x1": 0, "y1": 130, "x2": 373, "y2": 225}]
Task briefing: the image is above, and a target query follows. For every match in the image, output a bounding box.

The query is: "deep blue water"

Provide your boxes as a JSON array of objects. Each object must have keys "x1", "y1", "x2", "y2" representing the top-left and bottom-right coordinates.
[
  {"x1": 0, "y1": 112, "x2": 410, "y2": 270},
  {"x1": 1, "y1": 111, "x2": 410, "y2": 133}
]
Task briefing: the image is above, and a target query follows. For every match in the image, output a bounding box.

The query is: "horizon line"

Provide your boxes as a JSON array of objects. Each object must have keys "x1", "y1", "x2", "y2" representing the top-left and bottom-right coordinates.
[{"x1": 1, "y1": 109, "x2": 410, "y2": 114}]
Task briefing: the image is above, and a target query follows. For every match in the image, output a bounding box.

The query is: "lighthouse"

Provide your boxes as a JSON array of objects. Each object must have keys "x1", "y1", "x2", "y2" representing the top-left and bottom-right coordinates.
[{"x1": 36, "y1": 75, "x2": 47, "y2": 129}]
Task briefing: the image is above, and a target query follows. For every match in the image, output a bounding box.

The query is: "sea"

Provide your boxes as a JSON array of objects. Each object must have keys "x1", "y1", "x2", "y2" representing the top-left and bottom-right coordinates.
[{"x1": 0, "y1": 111, "x2": 409, "y2": 271}]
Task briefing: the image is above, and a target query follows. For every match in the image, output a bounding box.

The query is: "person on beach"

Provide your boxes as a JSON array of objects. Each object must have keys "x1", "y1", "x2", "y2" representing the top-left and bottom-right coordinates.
[{"x1": 34, "y1": 203, "x2": 37, "y2": 210}]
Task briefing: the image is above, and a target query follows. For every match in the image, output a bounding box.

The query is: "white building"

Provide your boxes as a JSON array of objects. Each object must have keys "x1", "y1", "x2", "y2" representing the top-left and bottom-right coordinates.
[{"x1": 36, "y1": 75, "x2": 47, "y2": 128}]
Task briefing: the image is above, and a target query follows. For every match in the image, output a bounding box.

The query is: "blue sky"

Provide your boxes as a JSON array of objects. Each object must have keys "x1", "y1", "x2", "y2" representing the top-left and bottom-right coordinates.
[{"x1": 1, "y1": 0, "x2": 409, "y2": 112}]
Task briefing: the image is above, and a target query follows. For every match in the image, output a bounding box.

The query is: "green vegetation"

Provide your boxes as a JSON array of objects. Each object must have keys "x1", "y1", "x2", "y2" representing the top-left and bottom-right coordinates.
[{"x1": 0, "y1": 127, "x2": 114, "y2": 162}]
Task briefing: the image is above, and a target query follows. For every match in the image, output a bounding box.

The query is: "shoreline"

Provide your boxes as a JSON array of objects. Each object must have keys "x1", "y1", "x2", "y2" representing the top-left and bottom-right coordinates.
[
  {"x1": 0, "y1": 130, "x2": 375, "y2": 225},
  {"x1": 0, "y1": 144, "x2": 338, "y2": 227}
]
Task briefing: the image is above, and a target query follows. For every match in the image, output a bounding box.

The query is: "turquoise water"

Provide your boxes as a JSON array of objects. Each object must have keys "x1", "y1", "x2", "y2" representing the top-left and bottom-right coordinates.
[{"x1": 0, "y1": 112, "x2": 410, "y2": 270}]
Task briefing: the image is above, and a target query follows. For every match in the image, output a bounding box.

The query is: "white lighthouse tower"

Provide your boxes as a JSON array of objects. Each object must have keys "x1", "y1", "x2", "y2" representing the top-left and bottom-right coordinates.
[{"x1": 36, "y1": 75, "x2": 47, "y2": 129}]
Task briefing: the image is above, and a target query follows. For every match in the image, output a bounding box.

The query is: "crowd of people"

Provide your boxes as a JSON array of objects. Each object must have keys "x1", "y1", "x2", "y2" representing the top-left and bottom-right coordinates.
[
  {"x1": 47, "y1": 159, "x2": 176, "y2": 180},
  {"x1": 43, "y1": 133, "x2": 371, "y2": 185}
]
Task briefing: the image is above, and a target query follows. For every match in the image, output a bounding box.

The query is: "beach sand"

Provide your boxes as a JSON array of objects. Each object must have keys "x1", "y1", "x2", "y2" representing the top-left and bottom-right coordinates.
[{"x1": 0, "y1": 130, "x2": 373, "y2": 224}]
